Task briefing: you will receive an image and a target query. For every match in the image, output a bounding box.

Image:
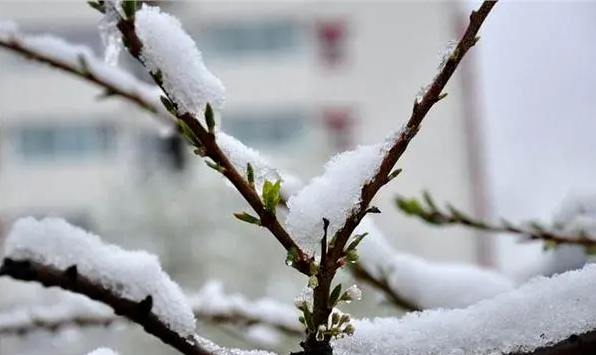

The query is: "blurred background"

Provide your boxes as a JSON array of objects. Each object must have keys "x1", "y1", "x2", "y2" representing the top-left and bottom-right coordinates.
[{"x1": 0, "y1": 1, "x2": 594, "y2": 354}]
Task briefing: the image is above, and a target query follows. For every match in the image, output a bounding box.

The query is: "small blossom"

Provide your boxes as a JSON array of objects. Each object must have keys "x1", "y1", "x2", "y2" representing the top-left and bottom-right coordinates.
[
  {"x1": 342, "y1": 285, "x2": 362, "y2": 303},
  {"x1": 343, "y1": 323, "x2": 355, "y2": 336}
]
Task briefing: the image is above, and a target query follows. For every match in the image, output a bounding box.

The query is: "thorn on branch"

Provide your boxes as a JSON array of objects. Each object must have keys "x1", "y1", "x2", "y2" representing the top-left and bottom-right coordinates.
[{"x1": 138, "y1": 295, "x2": 154, "y2": 315}]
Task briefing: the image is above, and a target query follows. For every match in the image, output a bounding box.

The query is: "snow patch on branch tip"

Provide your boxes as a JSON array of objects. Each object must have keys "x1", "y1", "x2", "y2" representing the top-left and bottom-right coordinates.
[
  {"x1": 334, "y1": 263, "x2": 596, "y2": 355},
  {"x1": 216, "y1": 131, "x2": 280, "y2": 191},
  {"x1": 4, "y1": 217, "x2": 196, "y2": 337},
  {"x1": 285, "y1": 140, "x2": 390, "y2": 254},
  {"x1": 135, "y1": 4, "x2": 225, "y2": 114},
  {"x1": 355, "y1": 217, "x2": 514, "y2": 309}
]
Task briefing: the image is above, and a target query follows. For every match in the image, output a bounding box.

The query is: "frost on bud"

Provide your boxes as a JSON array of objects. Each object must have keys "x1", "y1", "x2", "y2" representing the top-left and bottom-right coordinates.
[{"x1": 341, "y1": 285, "x2": 362, "y2": 303}]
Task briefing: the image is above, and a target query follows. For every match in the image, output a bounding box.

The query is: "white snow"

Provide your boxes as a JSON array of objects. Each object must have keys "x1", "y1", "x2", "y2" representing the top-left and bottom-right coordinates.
[
  {"x1": 86, "y1": 348, "x2": 119, "y2": 355},
  {"x1": 194, "y1": 335, "x2": 277, "y2": 355},
  {"x1": 551, "y1": 192, "x2": 596, "y2": 239},
  {"x1": 135, "y1": 4, "x2": 225, "y2": 114},
  {"x1": 355, "y1": 217, "x2": 514, "y2": 309},
  {"x1": 0, "y1": 23, "x2": 170, "y2": 120},
  {"x1": 0, "y1": 291, "x2": 113, "y2": 334},
  {"x1": 285, "y1": 143, "x2": 388, "y2": 253},
  {"x1": 216, "y1": 131, "x2": 281, "y2": 192},
  {"x1": 4, "y1": 217, "x2": 196, "y2": 337},
  {"x1": 334, "y1": 263, "x2": 596, "y2": 355},
  {"x1": 98, "y1": 0, "x2": 123, "y2": 67},
  {"x1": 188, "y1": 280, "x2": 300, "y2": 333}
]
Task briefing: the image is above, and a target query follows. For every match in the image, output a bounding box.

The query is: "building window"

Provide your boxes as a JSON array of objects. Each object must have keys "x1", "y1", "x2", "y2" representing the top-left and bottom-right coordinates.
[
  {"x1": 201, "y1": 21, "x2": 303, "y2": 59},
  {"x1": 316, "y1": 19, "x2": 348, "y2": 67},
  {"x1": 15, "y1": 123, "x2": 116, "y2": 161},
  {"x1": 221, "y1": 110, "x2": 306, "y2": 147},
  {"x1": 323, "y1": 108, "x2": 354, "y2": 152}
]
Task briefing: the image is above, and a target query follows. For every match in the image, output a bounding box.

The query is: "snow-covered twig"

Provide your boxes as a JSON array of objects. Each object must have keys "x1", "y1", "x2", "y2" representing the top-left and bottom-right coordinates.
[
  {"x1": 103, "y1": 3, "x2": 313, "y2": 276},
  {"x1": 0, "y1": 258, "x2": 214, "y2": 355},
  {"x1": 0, "y1": 23, "x2": 170, "y2": 123},
  {"x1": 0, "y1": 281, "x2": 303, "y2": 338},
  {"x1": 0, "y1": 217, "x2": 214, "y2": 355},
  {"x1": 293, "y1": 1, "x2": 497, "y2": 347},
  {"x1": 396, "y1": 192, "x2": 596, "y2": 248}
]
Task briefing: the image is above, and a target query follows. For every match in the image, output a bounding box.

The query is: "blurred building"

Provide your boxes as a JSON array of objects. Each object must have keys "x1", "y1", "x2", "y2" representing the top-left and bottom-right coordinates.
[{"x1": 0, "y1": 2, "x2": 489, "y2": 264}]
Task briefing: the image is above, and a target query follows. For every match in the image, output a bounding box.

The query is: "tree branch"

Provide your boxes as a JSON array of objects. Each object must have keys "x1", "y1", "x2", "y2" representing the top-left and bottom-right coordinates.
[
  {"x1": 396, "y1": 193, "x2": 596, "y2": 248},
  {"x1": 306, "y1": 0, "x2": 498, "y2": 347},
  {"x1": 0, "y1": 258, "x2": 214, "y2": 355},
  {"x1": 0, "y1": 283, "x2": 303, "y2": 338},
  {"x1": 0, "y1": 32, "x2": 169, "y2": 122},
  {"x1": 113, "y1": 9, "x2": 312, "y2": 276}
]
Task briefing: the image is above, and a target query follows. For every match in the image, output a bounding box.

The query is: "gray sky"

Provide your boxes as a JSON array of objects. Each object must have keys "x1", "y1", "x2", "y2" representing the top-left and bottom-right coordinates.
[{"x1": 467, "y1": 1, "x2": 596, "y2": 273}]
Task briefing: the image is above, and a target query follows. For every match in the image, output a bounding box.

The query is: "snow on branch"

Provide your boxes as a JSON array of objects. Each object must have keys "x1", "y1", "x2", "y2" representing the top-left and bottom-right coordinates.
[
  {"x1": 396, "y1": 192, "x2": 596, "y2": 248},
  {"x1": 0, "y1": 21, "x2": 169, "y2": 123},
  {"x1": 0, "y1": 280, "x2": 302, "y2": 338},
  {"x1": 334, "y1": 264, "x2": 596, "y2": 355},
  {"x1": 108, "y1": 2, "x2": 313, "y2": 275},
  {"x1": 285, "y1": 142, "x2": 389, "y2": 253},
  {"x1": 0, "y1": 217, "x2": 215, "y2": 355},
  {"x1": 135, "y1": 4, "x2": 225, "y2": 114},
  {"x1": 353, "y1": 217, "x2": 514, "y2": 311}
]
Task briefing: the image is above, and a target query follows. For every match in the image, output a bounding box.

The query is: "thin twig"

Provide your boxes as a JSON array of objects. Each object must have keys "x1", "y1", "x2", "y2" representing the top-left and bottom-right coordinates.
[
  {"x1": 0, "y1": 258, "x2": 213, "y2": 355},
  {"x1": 396, "y1": 193, "x2": 596, "y2": 248},
  {"x1": 0, "y1": 36, "x2": 168, "y2": 122}
]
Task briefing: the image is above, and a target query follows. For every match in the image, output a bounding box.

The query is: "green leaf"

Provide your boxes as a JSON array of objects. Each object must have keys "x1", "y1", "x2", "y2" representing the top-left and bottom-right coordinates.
[
  {"x1": 345, "y1": 249, "x2": 359, "y2": 263},
  {"x1": 246, "y1": 163, "x2": 255, "y2": 189},
  {"x1": 233, "y1": 212, "x2": 261, "y2": 226},
  {"x1": 346, "y1": 233, "x2": 368, "y2": 251},
  {"x1": 176, "y1": 119, "x2": 200, "y2": 146},
  {"x1": 86, "y1": 1, "x2": 105, "y2": 13},
  {"x1": 262, "y1": 179, "x2": 282, "y2": 212},
  {"x1": 396, "y1": 197, "x2": 424, "y2": 215},
  {"x1": 205, "y1": 159, "x2": 223, "y2": 173},
  {"x1": 204, "y1": 103, "x2": 215, "y2": 134},
  {"x1": 121, "y1": 0, "x2": 138, "y2": 20},
  {"x1": 328, "y1": 283, "x2": 342, "y2": 308},
  {"x1": 161, "y1": 96, "x2": 177, "y2": 115},
  {"x1": 302, "y1": 308, "x2": 315, "y2": 331},
  {"x1": 387, "y1": 168, "x2": 403, "y2": 181}
]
